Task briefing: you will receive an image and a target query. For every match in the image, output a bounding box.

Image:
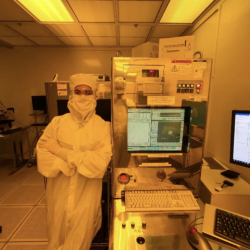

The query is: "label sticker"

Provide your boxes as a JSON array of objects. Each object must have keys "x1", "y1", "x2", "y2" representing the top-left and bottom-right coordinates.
[
  {"x1": 147, "y1": 96, "x2": 175, "y2": 105},
  {"x1": 171, "y1": 59, "x2": 193, "y2": 74},
  {"x1": 193, "y1": 60, "x2": 207, "y2": 69},
  {"x1": 194, "y1": 69, "x2": 203, "y2": 78},
  {"x1": 57, "y1": 82, "x2": 68, "y2": 96}
]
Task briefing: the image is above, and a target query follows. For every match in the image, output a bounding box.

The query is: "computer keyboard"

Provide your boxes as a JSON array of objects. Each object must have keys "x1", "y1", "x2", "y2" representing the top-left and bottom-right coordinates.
[
  {"x1": 214, "y1": 208, "x2": 250, "y2": 248},
  {"x1": 122, "y1": 185, "x2": 199, "y2": 212}
]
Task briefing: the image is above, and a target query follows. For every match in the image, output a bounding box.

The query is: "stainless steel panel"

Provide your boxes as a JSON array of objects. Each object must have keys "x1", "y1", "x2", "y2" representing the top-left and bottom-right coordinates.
[
  {"x1": 110, "y1": 199, "x2": 196, "y2": 250},
  {"x1": 113, "y1": 167, "x2": 178, "y2": 199}
]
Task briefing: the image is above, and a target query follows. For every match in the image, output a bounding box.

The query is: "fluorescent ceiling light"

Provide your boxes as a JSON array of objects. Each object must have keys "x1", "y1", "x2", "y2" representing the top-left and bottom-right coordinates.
[
  {"x1": 127, "y1": 73, "x2": 137, "y2": 76},
  {"x1": 16, "y1": 0, "x2": 74, "y2": 22},
  {"x1": 160, "y1": 0, "x2": 214, "y2": 23}
]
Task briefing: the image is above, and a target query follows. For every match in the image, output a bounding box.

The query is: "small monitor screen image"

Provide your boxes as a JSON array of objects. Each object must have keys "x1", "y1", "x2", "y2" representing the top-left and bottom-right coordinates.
[
  {"x1": 230, "y1": 110, "x2": 250, "y2": 168},
  {"x1": 127, "y1": 106, "x2": 192, "y2": 153},
  {"x1": 157, "y1": 121, "x2": 181, "y2": 143},
  {"x1": 32, "y1": 96, "x2": 47, "y2": 114}
]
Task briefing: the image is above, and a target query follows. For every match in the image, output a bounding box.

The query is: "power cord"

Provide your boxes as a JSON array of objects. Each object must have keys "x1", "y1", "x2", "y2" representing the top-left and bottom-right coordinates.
[{"x1": 188, "y1": 216, "x2": 204, "y2": 228}]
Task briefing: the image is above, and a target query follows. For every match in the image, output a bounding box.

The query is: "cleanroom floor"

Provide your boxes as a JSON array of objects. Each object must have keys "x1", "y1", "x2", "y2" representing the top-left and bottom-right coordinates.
[{"x1": 0, "y1": 158, "x2": 48, "y2": 250}]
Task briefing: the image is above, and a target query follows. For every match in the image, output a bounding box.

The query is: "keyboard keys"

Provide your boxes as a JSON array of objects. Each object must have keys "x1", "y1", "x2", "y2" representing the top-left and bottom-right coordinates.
[
  {"x1": 214, "y1": 209, "x2": 250, "y2": 248},
  {"x1": 125, "y1": 187, "x2": 199, "y2": 212}
]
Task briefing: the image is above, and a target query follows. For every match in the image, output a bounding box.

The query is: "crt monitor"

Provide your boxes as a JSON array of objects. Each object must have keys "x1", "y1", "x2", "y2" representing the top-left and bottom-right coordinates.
[
  {"x1": 230, "y1": 110, "x2": 250, "y2": 168},
  {"x1": 127, "y1": 106, "x2": 192, "y2": 153},
  {"x1": 31, "y1": 96, "x2": 47, "y2": 114}
]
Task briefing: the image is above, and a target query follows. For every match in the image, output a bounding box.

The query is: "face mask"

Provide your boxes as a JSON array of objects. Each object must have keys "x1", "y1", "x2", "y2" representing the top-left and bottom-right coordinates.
[{"x1": 67, "y1": 94, "x2": 97, "y2": 124}]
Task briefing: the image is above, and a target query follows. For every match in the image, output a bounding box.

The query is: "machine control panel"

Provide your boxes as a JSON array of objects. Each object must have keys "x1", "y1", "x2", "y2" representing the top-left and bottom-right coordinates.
[{"x1": 177, "y1": 80, "x2": 203, "y2": 94}]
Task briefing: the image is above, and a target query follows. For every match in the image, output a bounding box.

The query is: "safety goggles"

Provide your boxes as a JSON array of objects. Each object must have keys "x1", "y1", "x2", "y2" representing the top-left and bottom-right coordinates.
[{"x1": 74, "y1": 89, "x2": 93, "y2": 96}]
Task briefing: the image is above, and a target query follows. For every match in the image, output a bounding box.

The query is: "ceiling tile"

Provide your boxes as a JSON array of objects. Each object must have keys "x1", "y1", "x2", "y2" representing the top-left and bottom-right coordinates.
[
  {"x1": 69, "y1": 1, "x2": 114, "y2": 22},
  {"x1": 28, "y1": 37, "x2": 64, "y2": 46},
  {"x1": 59, "y1": 37, "x2": 90, "y2": 46},
  {"x1": 46, "y1": 24, "x2": 85, "y2": 36},
  {"x1": 0, "y1": 0, "x2": 34, "y2": 21},
  {"x1": 120, "y1": 37, "x2": 146, "y2": 46},
  {"x1": 7, "y1": 23, "x2": 51, "y2": 36},
  {"x1": 152, "y1": 25, "x2": 190, "y2": 38},
  {"x1": 82, "y1": 24, "x2": 115, "y2": 36},
  {"x1": 0, "y1": 25, "x2": 19, "y2": 36},
  {"x1": 120, "y1": 24, "x2": 152, "y2": 37},
  {"x1": 119, "y1": 1, "x2": 162, "y2": 22},
  {"x1": 0, "y1": 36, "x2": 35, "y2": 45},
  {"x1": 149, "y1": 37, "x2": 160, "y2": 43},
  {"x1": 89, "y1": 37, "x2": 116, "y2": 46}
]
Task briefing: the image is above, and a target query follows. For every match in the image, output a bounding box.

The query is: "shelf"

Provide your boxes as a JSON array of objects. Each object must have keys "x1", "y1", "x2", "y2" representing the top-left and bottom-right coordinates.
[{"x1": 30, "y1": 123, "x2": 48, "y2": 126}]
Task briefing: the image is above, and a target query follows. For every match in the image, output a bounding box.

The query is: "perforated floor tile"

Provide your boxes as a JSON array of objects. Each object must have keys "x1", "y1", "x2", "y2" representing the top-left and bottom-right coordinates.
[
  {"x1": 10, "y1": 206, "x2": 48, "y2": 241},
  {"x1": 22, "y1": 171, "x2": 45, "y2": 185},
  {"x1": 0, "y1": 185, "x2": 18, "y2": 202},
  {"x1": 38, "y1": 195, "x2": 45, "y2": 205},
  {"x1": 0, "y1": 166, "x2": 36, "y2": 185},
  {"x1": 2, "y1": 242, "x2": 48, "y2": 250},
  {"x1": 0, "y1": 243, "x2": 6, "y2": 250},
  {"x1": 0, "y1": 206, "x2": 33, "y2": 242},
  {"x1": 0, "y1": 185, "x2": 45, "y2": 205}
]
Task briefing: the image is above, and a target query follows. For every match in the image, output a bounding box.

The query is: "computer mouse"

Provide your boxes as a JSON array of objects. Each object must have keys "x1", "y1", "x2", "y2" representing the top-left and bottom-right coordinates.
[{"x1": 186, "y1": 227, "x2": 212, "y2": 250}]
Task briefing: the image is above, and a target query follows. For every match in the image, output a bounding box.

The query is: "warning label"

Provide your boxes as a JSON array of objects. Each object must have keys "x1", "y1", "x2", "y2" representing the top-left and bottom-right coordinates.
[
  {"x1": 171, "y1": 60, "x2": 192, "y2": 63},
  {"x1": 171, "y1": 65, "x2": 178, "y2": 72},
  {"x1": 170, "y1": 59, "x2": 193, "y2": 74}
]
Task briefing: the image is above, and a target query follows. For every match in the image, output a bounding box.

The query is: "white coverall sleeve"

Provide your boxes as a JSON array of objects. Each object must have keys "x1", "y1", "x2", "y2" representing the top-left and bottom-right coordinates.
[
  {"x1": 36, "y1": 117, "x2": 75, "y2": 178},
  {"x1": 66, "y1": 122, "x2": 112, "y2": 179}
]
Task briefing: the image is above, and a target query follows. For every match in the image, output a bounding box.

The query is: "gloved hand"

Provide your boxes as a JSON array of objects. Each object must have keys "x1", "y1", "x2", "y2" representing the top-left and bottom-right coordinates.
[{"x1": 38, "y1": 135, "x2": 61, "y2": 156}]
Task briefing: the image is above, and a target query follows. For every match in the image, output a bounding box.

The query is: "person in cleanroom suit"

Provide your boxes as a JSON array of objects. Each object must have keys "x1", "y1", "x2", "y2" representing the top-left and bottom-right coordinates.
[
  {"x1": 36, "y1": 74, "x2": 112, "y2": 250},
  {"x1": 113, "y1": 77, "x2": 135, "y2": 168}
]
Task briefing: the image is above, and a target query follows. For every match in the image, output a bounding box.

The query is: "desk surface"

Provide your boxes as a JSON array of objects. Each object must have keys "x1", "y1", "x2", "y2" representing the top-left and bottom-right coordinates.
[{"x1": 0, "y1": 126, "x2": 29, "y2": 135}]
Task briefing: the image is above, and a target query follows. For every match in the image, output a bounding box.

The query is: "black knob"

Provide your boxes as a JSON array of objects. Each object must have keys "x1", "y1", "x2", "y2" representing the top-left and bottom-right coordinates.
[{"x1": 136, "y1": 237, "x2": 145, "y2": 245}]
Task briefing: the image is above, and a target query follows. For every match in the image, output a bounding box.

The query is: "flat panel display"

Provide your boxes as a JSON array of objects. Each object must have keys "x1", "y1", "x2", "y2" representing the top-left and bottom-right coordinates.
[
  {"x1": 31, "y1": 95, "x2": 47, "y2": 114},
  {"x1": 230, "y1": 110, "x2": 250, "y2": 168},
  {"x1": 127, "y1": 106, "x2": 192, "y2": 153}
]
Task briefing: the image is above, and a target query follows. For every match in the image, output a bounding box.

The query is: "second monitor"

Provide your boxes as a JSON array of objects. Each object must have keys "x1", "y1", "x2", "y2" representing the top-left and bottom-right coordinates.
[{"x1": 127, "y1": 106, "x2": 192, "y2": 153}]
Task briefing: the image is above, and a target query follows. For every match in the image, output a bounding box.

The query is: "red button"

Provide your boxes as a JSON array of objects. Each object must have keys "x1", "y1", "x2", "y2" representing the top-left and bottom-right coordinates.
[
  {"x1": 189, "y1": 227, "x2": 198, "y2": 234},
  {"x1": 120, "y1": 175, "x2": 127, "y2": 181},
  {"x1": 196, "y1": 83, "x2": 202, "y2": 88}
]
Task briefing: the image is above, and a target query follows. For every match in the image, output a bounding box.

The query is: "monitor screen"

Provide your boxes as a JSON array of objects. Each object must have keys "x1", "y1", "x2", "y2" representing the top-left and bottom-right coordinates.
[
  {"x1": 230, "y1": 110, "x2": 250, "y2": 168},
  {"x1": 127, "y1": 106, "x2": 192, "y2": 153},
  {"x1": 31, "y1": 96, "x2": 47, "y2": 114}
]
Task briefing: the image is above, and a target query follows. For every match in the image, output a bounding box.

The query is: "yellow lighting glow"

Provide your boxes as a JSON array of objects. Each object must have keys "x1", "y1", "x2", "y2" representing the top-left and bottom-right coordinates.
[
  {"x1": 17, "y1": 0, "x2": 74, "y2": 22},
  {"x1": 160, "y1": 0, "x2": 214, "y2": 23},
  {"x1": 127, "y1": 73, "x2": 137, "y2": 76}
]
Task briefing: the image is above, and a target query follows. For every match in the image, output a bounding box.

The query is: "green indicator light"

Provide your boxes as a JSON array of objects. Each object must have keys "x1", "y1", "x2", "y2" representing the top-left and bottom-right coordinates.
[{"x1": 162, "y1": 118, "x2": 167, "y2": 120}]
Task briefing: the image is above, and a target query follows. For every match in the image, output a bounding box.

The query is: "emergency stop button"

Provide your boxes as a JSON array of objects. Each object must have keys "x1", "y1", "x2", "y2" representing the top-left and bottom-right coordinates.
[
  {"x1": 196, "y1": 83, "x2": 202, "y2": 88},
  {"x1": 120, "y1": 175, "x2": 127, "y2": 181},
  {"x1": 118, "y1": 173, "x2": 130, "y2": 184}
]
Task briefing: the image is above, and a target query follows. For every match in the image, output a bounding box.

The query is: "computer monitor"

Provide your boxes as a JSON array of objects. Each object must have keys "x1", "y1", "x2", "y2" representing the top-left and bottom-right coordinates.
[
  {"x1": 31, "y1": 96, "x2": 47, "y2": 114},
  {"x1": 127, "y1": 106, "x2": 192, "y2": 153},
  {"x1": 230, "y1": 110, "x2": 250, "y2": 168}
]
